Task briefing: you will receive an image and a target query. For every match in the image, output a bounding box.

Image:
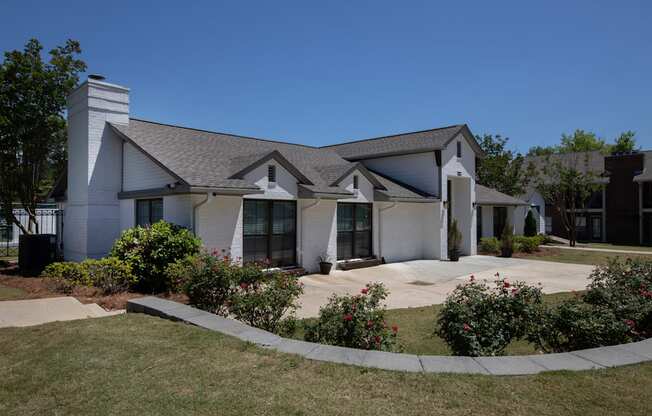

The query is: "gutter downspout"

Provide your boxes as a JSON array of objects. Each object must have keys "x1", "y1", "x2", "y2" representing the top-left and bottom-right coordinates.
[
  {"x1": 378, "y1": 201, "x2": 397, "y2": 261},
  {"x1": 192, "y1": 193, "x2": 214, "y2": 236},
  {"x1": 300, "y1": 198, "x2": 321, "y2": 265}
]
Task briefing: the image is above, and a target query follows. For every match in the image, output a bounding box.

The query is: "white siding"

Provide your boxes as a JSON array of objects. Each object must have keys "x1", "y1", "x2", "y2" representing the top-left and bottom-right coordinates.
[
  {"x1": 119, "y1": 199, "x2": 135, "y2": 231},
  {"x1": 123, "y1": 143, "x2": 175, "y2": 191},
  {"x1": 337, "y1": 170, "x2": 374, "y2": 203},
  {"x1": 243, "y1": 160, "x2": 298, "y2": 200},
  {"x1": 299, "y1": 199, "x2": 338, "y2": 273},
  {"x1": 195, "y1": 195, "x2": 243, "y2": 259},
  {"x1": 362, "y1": 152, "x2": 439, "y2": 197},
  {"x1": 163, "y1": 194, "x2": 193, "y2": 228}
]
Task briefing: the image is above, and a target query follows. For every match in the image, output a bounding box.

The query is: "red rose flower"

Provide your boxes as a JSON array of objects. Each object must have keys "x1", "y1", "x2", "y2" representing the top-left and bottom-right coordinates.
[
  {"x1": 361, "y1": 288, "x2": 369, "y2": 295},
  {"x1": 391, "y1": 325, "x2": 399, "y2": 333},
  {"x1": 240, "y1": 282, "x2": 249, "y2": 290},
  {"x1": 463, "y1": 323, "x2": 471, "y2": 332},
  {"x1": 625, "y1": 319, "x2": 636, "y2": 329},
  {"x1": 374, "y1": 335, "x2": 381, "y2": 344},
  {"x1": 503, "y1": 280, "x2": 510, "y2": 288},
  {"x1": 343, "y1": 314, "x2": 353, "y2": 322},
  {"x1": 367, "y1": 320, "x2": 374, "y2": 328}
]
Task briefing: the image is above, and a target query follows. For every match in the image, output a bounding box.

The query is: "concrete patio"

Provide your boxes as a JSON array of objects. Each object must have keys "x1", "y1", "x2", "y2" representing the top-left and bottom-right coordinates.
[
  {"x1": 0, "y1": 297, "x2": 123, "y2": 328},
  {"x1": 298, "y1": 256, "x2": 593, "y2": 318}
]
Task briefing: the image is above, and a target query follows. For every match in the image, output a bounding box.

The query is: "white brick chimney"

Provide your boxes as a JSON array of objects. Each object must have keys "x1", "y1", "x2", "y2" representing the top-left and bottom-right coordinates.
[{"x1": 64, "y1": 76, "x2": 129, "y2": 260}]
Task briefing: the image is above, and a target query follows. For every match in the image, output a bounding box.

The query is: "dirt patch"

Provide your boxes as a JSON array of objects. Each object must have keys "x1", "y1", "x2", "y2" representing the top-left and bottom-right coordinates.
[
  {"x1": 513, "y1": 248, "x2": 563, "y2": 259},
  {"x1": 0, "y1": 265, "x2": 188, "y2": 310}
]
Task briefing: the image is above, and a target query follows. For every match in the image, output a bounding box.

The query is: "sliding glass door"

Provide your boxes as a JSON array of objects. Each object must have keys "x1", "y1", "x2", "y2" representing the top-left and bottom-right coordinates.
[
  {"x1": 243, "y1": 200, "x2": 296, "y2": 267},
  {"x1": 337, "y1": 203, "x2": 372, "y2": 260}
]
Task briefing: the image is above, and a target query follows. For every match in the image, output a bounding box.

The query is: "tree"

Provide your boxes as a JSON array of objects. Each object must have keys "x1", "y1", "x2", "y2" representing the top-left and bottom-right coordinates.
[
  {"x1": 611, "y1": 131, "x2": 637, "y2": 153},
  {"x1": 0, "y1": 38, "x2": 85, "y2": 233},
  {"x1": 523, "y1": 210, "x2": 537, "y2": 237},
  {"x1": 558, "y1": 129, "x2": 608, "y2": 153},
  {"x1": 475, "y1": 134, "x2": 531, "y2": 196},
  {"x1": 534, "y1": 153, "x2": 601, "y2": 247}
]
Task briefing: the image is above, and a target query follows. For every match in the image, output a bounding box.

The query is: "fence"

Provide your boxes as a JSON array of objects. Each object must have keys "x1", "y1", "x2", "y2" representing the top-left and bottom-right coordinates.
[{"x1": 1, "y1": 205, "x2": 63, "y2": 259}]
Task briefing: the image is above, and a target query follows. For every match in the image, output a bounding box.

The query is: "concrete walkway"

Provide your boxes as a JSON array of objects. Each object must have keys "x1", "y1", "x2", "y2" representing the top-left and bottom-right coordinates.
[
  {"x1": 541, "y1": 245, "x2": 652, "y2": 256},
  {"x1": 0, "y1": 297, "x2": 123, "y2": 328},
  {"x1": 127, "y1": 297, "x2": 652, "y2": 376},
  {"x1": 298, "y1": 256, "x2": 593, "y2": 318}
]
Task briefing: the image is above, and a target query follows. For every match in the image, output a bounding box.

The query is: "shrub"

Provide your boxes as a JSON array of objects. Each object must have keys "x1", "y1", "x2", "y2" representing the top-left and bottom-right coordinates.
[
  {"x1": 42, "y1": 262, "x2": 91, "y2": 287},
  {"x1": 304, "y1": 283, "x2": 399, "y2": 351},
  {"x1": 229, "y1": 271, "x2": 304, "y2": 336},
  {"x1": 84, "y1": 258, "x2": 137, "y2": 294},
  {"x1": 175, "y1": 252, "x2": 241, "y2": 316},
  {"x1": 111, "y1": 221, "x2": 201, "y2": 293},
  {"x1": 500, "y1": 223, "x2": 514, "y2": 257},
  {"x1": 514, "y1": 236, "x2": 542, "y2": 253},
  {"x1": 524, "y1": 210, "x2": 537, "y2": 237},
  {"x1": 530, "y1": 298, "x2": 632, "y2": 352},
  {"x1": 437, "y1": 276, "x2": 544, "y2": 356},
  {"x1": 479, "y1": 237, "x2": 500, "y2": 254}
]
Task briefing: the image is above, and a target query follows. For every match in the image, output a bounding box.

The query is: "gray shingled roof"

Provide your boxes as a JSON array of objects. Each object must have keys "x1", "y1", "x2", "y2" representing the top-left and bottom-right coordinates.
[
  {"x1": 524, "y1": 151, "x2": 607, "y2": 178},
  {"x1": 634, "y1": 151, "x2": 652, "y2": 182},
  {"x1": 475, "y1": 184, "x2": 528, "y2": 206},
  {"x1": 322, "y1": 125, "x2": 482, "y2": 160},
  {"x1": 109, "y1": 119, "x2": 437, "y2": 201}
]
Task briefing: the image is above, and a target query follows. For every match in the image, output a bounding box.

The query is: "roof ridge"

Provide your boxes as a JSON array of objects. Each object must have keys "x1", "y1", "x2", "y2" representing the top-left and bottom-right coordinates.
[
  {"x1": 321, "y1": 124, "x2": 465, "y2": 148},
  {"x1": 127, "y1": 117, "x2": 320, "y2": 149}
]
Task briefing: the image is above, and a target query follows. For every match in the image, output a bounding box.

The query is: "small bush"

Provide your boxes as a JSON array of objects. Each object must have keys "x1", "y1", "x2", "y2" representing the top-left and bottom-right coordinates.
[
  {"x1": 531, "y1": 298, "x2": 632, "y2": 352},
  {"x1": 479, "y1": 237, "x2": 500, "y2": 254},
  {"x1": 229, "y1": 271, "x2": 304, "y2": 336},
  {"x1": 514, "y1": 236, "x2": 543, "y2": 253},
  {"x1": 111, "y1": 221, "x2": 201, "y2": 293},
  {"x1": 176, "y1": 252, "x2": 240, "y2": 316},
  {"x1": 42, "y1": 262, "x2": 91, "y2": 287},
  {"x1": 84, "y1": 258, "x2": 137, "y2": 294},
  {"x1": 524, "y1": 210, "x2": 537, "y2": 237},
  {"x1": 304, "y1": 283, "x2": 399, "y2": 351},
  {"x1": 437, "y1": 276, "x2": 544, "y2": 356}
]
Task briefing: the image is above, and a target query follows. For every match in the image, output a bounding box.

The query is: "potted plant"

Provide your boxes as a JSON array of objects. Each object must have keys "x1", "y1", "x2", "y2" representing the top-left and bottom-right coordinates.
[
  {"x1": 448, "y1": 219, "x2": 462, "y2": 261},
  {"x1": 318, "y1": 254, "x2": 333, "y2": 275},
  {"x1": 500, "y1": 222, "x2": 514, "y2": 257}
]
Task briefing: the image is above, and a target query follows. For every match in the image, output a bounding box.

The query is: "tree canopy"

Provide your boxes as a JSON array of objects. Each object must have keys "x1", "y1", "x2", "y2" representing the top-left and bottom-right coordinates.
[
  {"x1": 475, "y1": 134, "x2": 531, "y2": 196},
  {"x1": 0, "y1": 38, "x2": 86, "y2": 233},
  {"x1": 526, "y1": 129, "x2": 638, "y2": 156}
]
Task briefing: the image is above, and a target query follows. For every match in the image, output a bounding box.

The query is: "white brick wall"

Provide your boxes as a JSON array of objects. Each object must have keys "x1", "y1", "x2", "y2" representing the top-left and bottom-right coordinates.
[
  {"x1": 195, "y1": 195, "x2": 243, "y2": 259},
  {"x1": 337, "y1": 170, "x2": 374, "y2": 203},
  {"x1": 299, "y1": 199, "x2": 337, "y2": 272},
  {"x1": 362, "y1": 152, "x2": 439, "y2": 197}
]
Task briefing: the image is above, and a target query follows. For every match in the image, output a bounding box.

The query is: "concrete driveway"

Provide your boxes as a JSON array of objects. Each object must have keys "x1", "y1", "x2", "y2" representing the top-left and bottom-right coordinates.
[{"x1": 297, "y1": 256, "x2": 593, "y2": 318}]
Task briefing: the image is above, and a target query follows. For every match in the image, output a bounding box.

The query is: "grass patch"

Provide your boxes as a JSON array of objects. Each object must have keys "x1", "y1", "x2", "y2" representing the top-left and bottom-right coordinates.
[
  {"x1": 0, "y1": 314, "x2": 651, "y2": 415},
  {"x1": 585, "y1": 243, "x2": 652, "y2": 252},
  {"x1": 294, "y1": 292, "x2": 576, "y2": 356},
  {"x1": 515, "y1": 247, "x2": 652, "y2": 266},
  {"x1": 0, "y1": 283, "x2": 27, "y2": 301}
]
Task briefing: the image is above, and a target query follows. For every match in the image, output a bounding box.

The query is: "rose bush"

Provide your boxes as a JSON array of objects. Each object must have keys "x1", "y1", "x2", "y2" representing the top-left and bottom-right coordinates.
[
  {"x1": 437, "y1": 275, "x2": 544, "y2": 356},
  {"x1": 304, "y1": 282, "x2": 400, "y2": 351}
]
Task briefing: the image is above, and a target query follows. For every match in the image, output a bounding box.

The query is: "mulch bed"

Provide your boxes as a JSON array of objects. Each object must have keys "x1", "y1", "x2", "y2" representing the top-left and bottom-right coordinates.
[{"x1": 0, "y1": 263, "x2": 187, "y2": 311}]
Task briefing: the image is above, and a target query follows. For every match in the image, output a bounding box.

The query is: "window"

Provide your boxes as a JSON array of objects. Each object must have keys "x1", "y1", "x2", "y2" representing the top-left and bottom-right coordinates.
[
  {"x1": 136, "y1": 199, "x2": 163, "y2": 226},
  {"x1": 353, "y1": 175, "x2": 359, "y2": 190},
  {"x1": 268, "y1": 165, "x2": 276, "y2": 183},
  {"x1": 545, "y1": 216, "x2": 552, "y2": 233},
  {"x1": 575, "y1": 216, "x2": 586, "y2": 228},
  {"x1": 243, "y1": 200, "x2": 296, "y2": 267},
  {"x1": 337, "y1": 203, "x2": 372, "y2": 260},
  {"x1": 456, "y1": 141, "x2": 462, "y2": 158},
  {"x1": 644, "y1": 182, "x2": 652, "y2": 209}
]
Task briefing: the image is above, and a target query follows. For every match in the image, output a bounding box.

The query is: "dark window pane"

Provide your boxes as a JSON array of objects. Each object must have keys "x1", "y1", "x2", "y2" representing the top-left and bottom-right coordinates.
[
  {"x1": 354, "y1": 231, "x2": 371, "y2": 257},
  {"x1": 353, "y1": 175, "x2": 359, "y2": 190},
  {"x1": 337, "y1": 203, "x2": 372, "y2": 260},
  {"x1": 586, "y1": 190, "x2": 603, "y2": 209},
  {"x1": 337, "y1": 232, "x2": 353, "y2": 260},
  {"x1": 355, "y1": 204, "x2": 371, "y2": 231},
  {"x1": 268, "y1": 165, "x2": 276, "y2": 182},
  {"x1": 337, "y1": 204, "x2": 353, "y2": 232},
  {"x1": 151, "y1": 199, "x2": 163, "y2": 223},
  {"x1": 644, "y1": 183, "x2": 652, "y2": 209},
  {"x1": 243, "y1": 200, "x2": 296, "y2": 267},
  {"x1": 244, "y1": 200, "x2": 268, "y2": 235}
]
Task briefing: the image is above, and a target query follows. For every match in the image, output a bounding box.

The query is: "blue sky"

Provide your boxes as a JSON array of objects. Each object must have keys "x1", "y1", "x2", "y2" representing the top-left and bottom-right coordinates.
[{"x1": 2, "y1": 0, "x2": 651, "y2": 152}]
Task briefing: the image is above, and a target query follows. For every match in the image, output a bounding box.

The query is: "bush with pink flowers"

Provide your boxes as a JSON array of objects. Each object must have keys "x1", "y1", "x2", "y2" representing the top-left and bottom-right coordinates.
[
  {"x1": 303, "y1": 282, "x2": 400, "y2": 351},
  {"x1": 437, "y1": 274, "x2": 544, "y2": 356}
]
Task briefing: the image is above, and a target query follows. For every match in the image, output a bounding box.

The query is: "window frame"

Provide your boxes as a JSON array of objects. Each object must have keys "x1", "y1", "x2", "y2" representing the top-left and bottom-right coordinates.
[
  {"x1": 337, "y1": 202, "x2": 373, "y2": 260},
  {"x1": 242, "y1": 199, "x2": 297, "y2": 267},
  {"x1": 135, "y1": 198, "x2": 164, "y2": 227}
]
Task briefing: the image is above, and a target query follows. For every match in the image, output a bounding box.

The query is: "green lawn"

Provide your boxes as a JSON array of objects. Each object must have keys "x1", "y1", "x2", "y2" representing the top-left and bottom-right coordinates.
[
  {"x1": 295, "y1": 292, "x2": 575, "y2": 356},
  {"x1": 0, "y1": 314, "x2": 651, "y2": 416},
  {"x1": 585, "y1": 243, "x2": 652, "y2": 252},
  {"x1": 0, "y1": 283, "x2": 27, "y2": 301},
  {"x1": 517, "y1": 247, "x2": 652, "y2": 266}
]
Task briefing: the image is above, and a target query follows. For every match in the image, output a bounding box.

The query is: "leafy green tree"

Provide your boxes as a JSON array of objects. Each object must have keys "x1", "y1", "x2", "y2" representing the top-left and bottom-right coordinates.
[
  {"x1": 475, "y1": 134, "x2": 531, "y2": 196},
  {"x1": 558, "y1": 129, "x2": 608, "y2": 153},
  {"x1": 611, "y1": 131, "x2": 637, "y2": 153},
  {"x1": 0, "y1": 38, "x2": 85, "y2": 233},
  {"x1": 534, "y1": 153, "x2": 602, "y2": 247}
]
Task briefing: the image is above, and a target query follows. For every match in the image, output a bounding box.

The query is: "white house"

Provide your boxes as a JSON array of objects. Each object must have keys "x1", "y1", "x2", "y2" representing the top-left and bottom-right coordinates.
[{"x1": 58, "y1": 76, "x2": 528, "y2": 273}]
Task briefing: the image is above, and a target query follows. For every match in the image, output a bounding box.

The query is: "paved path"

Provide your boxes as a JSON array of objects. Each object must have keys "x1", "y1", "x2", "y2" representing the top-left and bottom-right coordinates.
[
  {"x1": 298, "y1": 256, "x2": 593, "y2": 318},
  {"x1": 0, "y1": 297, "x2": 123, "y2": 328},
  {"x1": 541, "y1": 245, "x2": 652, "y2": 255},
  {"x1": 128, "y1": 296, "x2": 652, "y2": 376}
]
